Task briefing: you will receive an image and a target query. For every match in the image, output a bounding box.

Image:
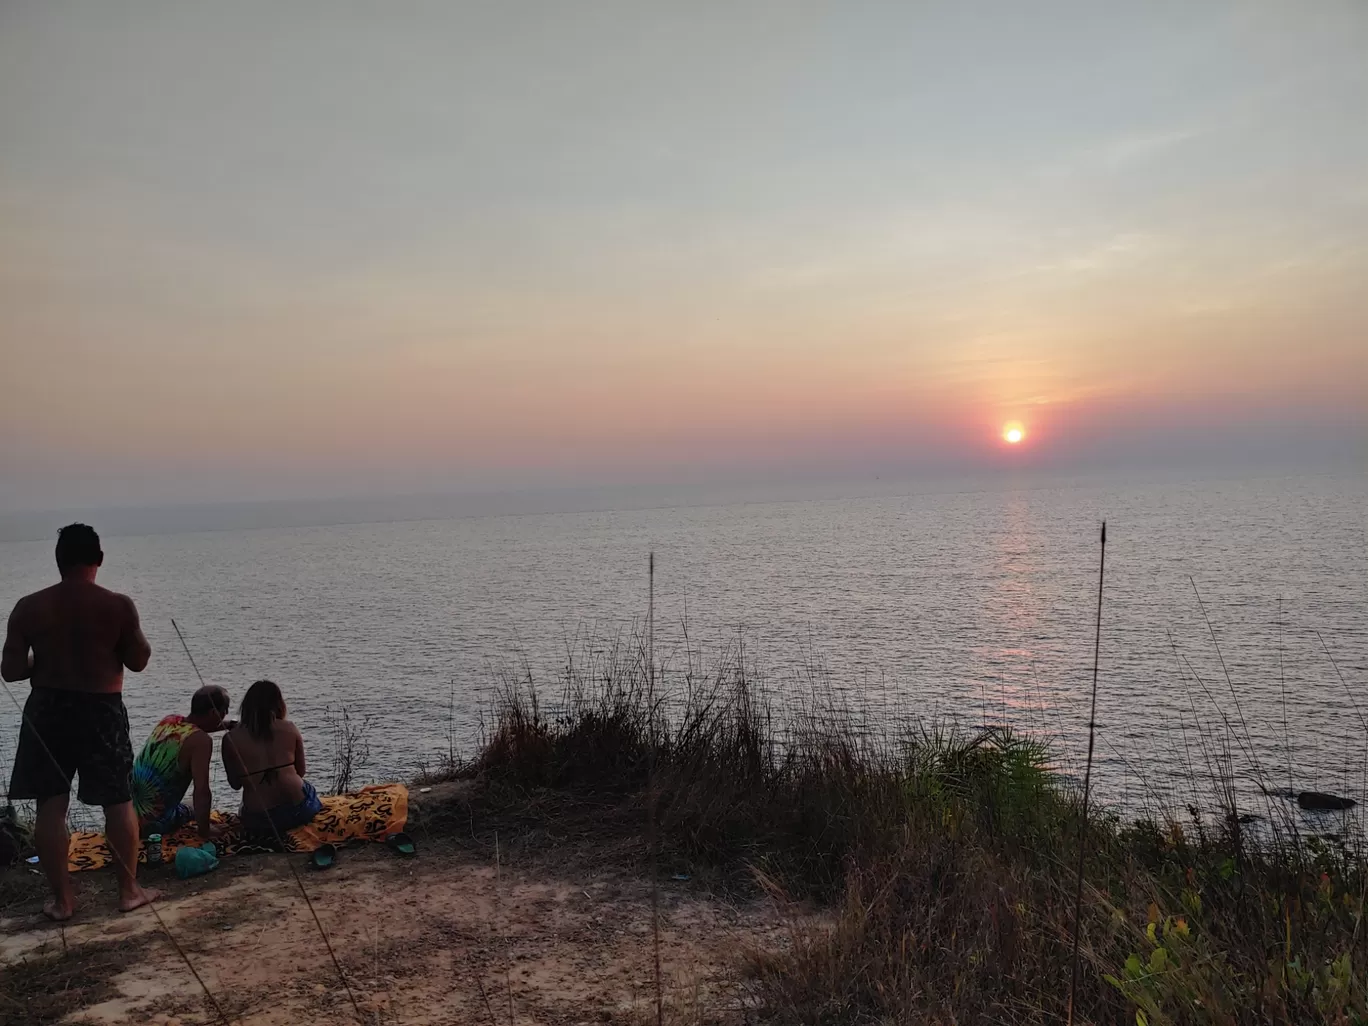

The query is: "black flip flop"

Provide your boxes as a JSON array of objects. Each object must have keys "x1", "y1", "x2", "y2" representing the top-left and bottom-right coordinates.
[
  {"x1": 310, "y1": 843, "x2": 337, "y2": 870},
  {"x1": 385, "y1": 832, "x2": 416, "y2": 858}
]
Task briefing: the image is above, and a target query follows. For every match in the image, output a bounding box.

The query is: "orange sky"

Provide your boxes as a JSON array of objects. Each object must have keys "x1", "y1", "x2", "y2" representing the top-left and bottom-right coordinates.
[{"x1": 1, "y1": 3, "x2": 1365, "y2": 508}]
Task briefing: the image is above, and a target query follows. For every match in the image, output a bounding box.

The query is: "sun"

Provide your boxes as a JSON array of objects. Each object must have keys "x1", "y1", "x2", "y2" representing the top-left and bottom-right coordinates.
[{"x1": 1002, "y1": 422, "x2": 1025, "y2": 445}]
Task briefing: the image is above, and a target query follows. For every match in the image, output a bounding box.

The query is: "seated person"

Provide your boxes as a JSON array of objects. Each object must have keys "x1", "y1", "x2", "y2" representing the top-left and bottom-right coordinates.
[
  {"x1": 132, "y1": 684, "x2": 232, "y2": 839},
  {"x1": 221, "y1": 679, "x2": 321, "y2": 839}
]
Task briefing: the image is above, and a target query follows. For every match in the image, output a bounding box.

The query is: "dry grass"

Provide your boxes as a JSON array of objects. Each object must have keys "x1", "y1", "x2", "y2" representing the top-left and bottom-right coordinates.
[
  {"x1": 437, "y1": 632, "x2": 1368, "y2": 1025},
  {"x1": 326, "y1": 704, "x2": 374, "y2": 796}
]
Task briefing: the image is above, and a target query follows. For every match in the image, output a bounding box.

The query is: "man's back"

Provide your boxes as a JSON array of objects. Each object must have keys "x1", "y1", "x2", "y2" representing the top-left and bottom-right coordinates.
[
  {"x1": 5, "y1": 523, "x2": 161, "y2": 920},
  {"x1": 6, "y1": 580, "x2": 145, "y2": 693}
]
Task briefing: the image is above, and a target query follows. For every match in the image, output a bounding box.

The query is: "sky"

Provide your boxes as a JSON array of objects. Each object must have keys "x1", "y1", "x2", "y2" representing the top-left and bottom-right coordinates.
[{"x1": 1, "y1": 1, "x2": 1365, "y2": 511}]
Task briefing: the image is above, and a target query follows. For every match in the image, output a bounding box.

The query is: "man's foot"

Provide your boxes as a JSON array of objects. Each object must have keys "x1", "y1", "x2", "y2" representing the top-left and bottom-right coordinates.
[
  {"x1": 117, "y1": 886, "x2": 160, "y2": 913},
  {"x1": 42, "y1": 899, "x2": 75, "y2": 922}
]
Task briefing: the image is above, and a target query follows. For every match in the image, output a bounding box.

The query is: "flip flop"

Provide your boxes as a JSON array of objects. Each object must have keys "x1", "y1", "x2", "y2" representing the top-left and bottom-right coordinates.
[
  {"x1": 385, "y1": 832, "x2": 416, "y2": 858},
  {"x1": 310, "y1": 843, "x2": 337, "y2": 870}
]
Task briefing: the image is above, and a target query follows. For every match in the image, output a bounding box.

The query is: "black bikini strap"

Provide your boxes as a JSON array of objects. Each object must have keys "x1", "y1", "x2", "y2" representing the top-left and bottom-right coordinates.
[{"x1": 245, "y1": 760, "x2": 296, "y2": 779}]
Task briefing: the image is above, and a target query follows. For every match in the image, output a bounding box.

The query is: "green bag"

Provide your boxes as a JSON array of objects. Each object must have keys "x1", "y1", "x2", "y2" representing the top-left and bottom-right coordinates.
[{"x1": 175, "y1": 842, "x2": 219, "y2": 879}]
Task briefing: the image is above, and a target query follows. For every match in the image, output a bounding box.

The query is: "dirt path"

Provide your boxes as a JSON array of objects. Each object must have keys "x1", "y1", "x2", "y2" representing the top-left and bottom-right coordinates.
[{"x1": 1, "y1": 841, "x2": 790, "y2": 1025}]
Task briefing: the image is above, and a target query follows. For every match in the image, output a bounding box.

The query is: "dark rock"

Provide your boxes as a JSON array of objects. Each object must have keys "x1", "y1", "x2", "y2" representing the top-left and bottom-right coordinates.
[{"x1": 1298, "y1": 791, "x2": 1357, "y2": 811}]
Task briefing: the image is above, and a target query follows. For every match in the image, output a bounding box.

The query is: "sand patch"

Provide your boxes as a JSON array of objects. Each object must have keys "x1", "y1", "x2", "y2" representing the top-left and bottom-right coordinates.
[{"x1": 2, "y1": 847, "x2": 786, "y2": 1025}]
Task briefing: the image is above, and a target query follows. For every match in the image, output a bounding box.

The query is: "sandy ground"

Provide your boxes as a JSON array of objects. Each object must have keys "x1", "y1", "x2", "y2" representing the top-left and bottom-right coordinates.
[{"x1": 0, "y1": 791, "x2": 793, "y2": 1025}]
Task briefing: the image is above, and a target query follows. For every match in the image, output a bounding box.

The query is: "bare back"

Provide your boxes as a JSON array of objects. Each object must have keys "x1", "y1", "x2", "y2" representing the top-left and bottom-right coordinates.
[
  {"x1": 222, "y1": 720, "x2": 307, "y2": 813},
  {"x1": 2, "y1": 580, "x2": 150, "y2": 694}
]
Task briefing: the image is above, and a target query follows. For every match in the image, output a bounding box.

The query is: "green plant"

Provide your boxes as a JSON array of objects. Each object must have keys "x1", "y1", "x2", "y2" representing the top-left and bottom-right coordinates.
[{"x1": 430, "y1": 628, "x2": 1368, "y2": 1025}]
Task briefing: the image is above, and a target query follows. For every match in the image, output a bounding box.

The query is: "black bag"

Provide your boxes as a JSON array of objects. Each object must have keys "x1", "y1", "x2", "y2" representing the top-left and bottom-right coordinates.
[{"x1": 0, "y1": 804, "x2": 31, "y2": 867}]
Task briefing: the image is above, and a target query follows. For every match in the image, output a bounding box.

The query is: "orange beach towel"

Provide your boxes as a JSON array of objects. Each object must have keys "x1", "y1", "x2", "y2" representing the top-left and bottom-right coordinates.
[{"x1": 67, "y1": 783, "x2": 408, "y2": 872}]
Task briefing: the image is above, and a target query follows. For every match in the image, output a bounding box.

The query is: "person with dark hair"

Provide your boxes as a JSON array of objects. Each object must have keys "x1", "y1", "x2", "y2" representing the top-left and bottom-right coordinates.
[
  {"x1": 132, "y1": 685, "x2": 234, "y2": 840},
  {"x1": 2, "y1": 524, "x2": 158, "y2": 920},
  {"x1": 221, "y1": 680, "x2": 321, "y2": 838}
]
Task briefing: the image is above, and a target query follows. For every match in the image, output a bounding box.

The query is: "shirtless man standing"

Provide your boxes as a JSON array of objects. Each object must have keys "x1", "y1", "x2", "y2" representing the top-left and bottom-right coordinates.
[{"x1": 2, "y1": 524, "x2": 159, "y2": 920}]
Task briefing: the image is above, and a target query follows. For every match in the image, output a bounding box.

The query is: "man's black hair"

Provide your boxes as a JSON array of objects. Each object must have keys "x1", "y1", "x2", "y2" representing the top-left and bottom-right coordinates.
[{"x1": 55, "y1": 523, "x2": 103, "y2": 573}]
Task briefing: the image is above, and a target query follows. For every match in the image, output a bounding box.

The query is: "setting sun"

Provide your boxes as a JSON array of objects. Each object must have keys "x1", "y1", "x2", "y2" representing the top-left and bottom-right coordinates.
[{"x1": 1002, "y1": 423, "x2": 1025, "y2": 445}]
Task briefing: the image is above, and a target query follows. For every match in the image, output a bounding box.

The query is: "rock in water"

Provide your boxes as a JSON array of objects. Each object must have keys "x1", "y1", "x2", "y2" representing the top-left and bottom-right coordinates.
[{"x1": 1298, "y1": 791, "x2": 1357, "y2": 811}]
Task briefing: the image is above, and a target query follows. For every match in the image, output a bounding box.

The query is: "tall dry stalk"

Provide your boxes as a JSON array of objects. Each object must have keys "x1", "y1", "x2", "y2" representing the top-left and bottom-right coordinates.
[{"x1": 1067, "y1": 520, "x2": 1106, "y2": 1026}]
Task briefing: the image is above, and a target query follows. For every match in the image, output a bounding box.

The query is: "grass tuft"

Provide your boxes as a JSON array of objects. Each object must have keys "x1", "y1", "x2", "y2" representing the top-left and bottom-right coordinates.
[{"x1": 441, "y1": 632, "x2": 1368, "y2": 1024}]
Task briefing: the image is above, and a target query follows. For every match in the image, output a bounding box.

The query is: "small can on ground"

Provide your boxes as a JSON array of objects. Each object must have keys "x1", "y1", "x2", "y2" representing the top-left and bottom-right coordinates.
[{"x1": 145, "y1": 834, "x2": 163, "y2": 864}]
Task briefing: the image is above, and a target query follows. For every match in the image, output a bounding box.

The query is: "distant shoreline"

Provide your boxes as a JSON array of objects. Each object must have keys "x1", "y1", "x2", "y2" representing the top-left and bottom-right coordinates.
[{"x1": 1, "y1": 465, "x2": 1353, "y2": 545}]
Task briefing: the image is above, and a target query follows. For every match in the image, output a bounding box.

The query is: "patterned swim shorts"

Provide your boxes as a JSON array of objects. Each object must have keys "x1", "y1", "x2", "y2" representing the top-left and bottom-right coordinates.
[{"x1": 8, "y1": 688, "x2": 134, "y2": 807}]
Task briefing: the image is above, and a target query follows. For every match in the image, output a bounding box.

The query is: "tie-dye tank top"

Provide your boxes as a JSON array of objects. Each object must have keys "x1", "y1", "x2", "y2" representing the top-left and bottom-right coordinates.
[{"x1": 132, "y1": 715, "x2": 197, "y2": 830}]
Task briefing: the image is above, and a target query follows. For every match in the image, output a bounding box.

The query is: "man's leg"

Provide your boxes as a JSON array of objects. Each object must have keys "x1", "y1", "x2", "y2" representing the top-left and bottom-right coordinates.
[
  {"x1": 33, "y1": 792, "x2": 75, "y2": 921},
  {"x1": 81, "y1": 695, "x2": 158, "y2": 912},
  {"x1": 11, "y1": 690, "x2": 77, "y2": 920},
  {"x1": 103, "y1": 801, "x2": 159, "y2": 912}
]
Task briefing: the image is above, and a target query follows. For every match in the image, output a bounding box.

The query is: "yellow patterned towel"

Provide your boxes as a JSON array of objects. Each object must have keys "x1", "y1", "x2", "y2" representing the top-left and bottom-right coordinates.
[{"x1": 67, "y1": 783, "x2": 409, "y2": 872}]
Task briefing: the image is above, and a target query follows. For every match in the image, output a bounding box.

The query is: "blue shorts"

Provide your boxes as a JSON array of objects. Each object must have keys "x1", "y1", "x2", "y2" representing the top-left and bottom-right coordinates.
[
  {"x1": 240, "y1": 780, "x2": 322, "y2": 839},
  {"x1": 142, "y1": 803, "x2": 192, "y2": 838}
]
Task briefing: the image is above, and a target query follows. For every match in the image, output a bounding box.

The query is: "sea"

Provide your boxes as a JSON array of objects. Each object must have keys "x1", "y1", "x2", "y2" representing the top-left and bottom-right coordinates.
[{"x1": 1, "y1": 471, "x2": 1365, "y2": 831}]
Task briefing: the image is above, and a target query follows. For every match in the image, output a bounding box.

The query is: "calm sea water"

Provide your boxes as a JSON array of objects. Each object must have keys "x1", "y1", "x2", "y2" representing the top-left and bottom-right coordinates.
[{"x1": 1, "y1": 473, "x2": 1364, "y2": 828}]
